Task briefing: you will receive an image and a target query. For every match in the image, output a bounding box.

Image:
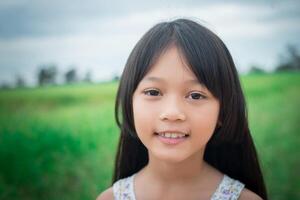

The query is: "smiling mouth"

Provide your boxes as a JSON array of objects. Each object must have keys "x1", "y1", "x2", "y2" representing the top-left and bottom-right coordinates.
[
  {"x1": 154, "y1": 132, "x2": 190, "y2": 139},
  {"x1": 154, "y1": 132, "x2": 190, "y2": 145}
]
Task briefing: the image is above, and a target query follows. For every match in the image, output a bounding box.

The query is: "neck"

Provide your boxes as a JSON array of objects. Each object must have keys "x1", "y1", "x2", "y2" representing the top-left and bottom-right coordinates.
[{"x1": 142, "y1": 149, "x2": 208, "y2": 185}]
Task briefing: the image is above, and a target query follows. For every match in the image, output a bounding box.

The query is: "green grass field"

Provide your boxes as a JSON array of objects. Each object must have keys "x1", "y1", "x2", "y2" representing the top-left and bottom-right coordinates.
[{"x1": 0, "y1": 73, "x2": 299, "y2": 200}]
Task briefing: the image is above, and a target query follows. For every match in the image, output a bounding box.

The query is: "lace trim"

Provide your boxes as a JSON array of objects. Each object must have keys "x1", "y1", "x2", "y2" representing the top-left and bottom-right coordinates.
[
  {"x1": 211, "y1": 175, "x2": 245, "y2": 200},
  {"x1": 113, "y1": 174, "x2": 136, "y2": 200},
  {"x1": 113, "y1": 174, "x2": 244, "y2": 200}
]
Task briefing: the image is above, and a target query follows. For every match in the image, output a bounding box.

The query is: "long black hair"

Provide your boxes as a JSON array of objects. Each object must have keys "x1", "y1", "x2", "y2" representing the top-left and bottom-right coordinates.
[{"x1": 112, "y1": 18, "x2": 267, "y2": 199}]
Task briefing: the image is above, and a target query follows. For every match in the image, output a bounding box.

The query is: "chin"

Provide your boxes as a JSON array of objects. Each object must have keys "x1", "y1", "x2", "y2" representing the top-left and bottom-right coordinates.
[{"x1": 150, "y1": 149, "x2": 190, "y2": 164}]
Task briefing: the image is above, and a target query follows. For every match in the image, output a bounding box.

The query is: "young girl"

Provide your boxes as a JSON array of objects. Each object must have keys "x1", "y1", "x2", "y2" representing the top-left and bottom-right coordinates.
[{"x1": 97, "y1": 18, "x2": 267, "y2": 200}]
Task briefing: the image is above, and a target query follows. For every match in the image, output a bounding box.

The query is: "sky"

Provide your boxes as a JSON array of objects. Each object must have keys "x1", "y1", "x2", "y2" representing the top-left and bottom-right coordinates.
[{"x1": 0, "y1": 0, "x2": 299, "y2": 86}]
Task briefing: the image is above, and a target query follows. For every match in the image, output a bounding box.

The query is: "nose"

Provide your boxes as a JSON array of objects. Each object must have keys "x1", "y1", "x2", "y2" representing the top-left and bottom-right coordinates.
[{"x1": 159, "y1": 96, "x2": 186, "y2": 121}]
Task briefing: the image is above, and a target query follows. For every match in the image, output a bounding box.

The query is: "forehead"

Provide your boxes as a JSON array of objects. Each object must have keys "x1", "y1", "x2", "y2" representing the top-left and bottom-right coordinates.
[
  {"x1": 142, "y1": 76, "x2": 201, "y2": 86},
  {"x1": 140, "y1": 46, "x2": 202, "y2": 86}
]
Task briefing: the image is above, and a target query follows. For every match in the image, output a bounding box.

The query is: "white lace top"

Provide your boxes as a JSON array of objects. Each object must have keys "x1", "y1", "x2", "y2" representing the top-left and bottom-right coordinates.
[{"x1": 113, "y1": 174, "x2": 245, "y2": 200}]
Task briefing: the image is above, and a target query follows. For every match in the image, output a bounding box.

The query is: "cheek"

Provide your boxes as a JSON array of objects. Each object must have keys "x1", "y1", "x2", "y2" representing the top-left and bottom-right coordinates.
[{"x1": 190, "y1": 103, "x2": 219, "y2": 140}]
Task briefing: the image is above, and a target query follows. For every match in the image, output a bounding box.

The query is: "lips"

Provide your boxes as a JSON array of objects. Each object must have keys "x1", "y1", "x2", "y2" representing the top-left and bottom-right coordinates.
[
  {"x1": 155, "y1": 134, "x2": 188, "y2": 145},
  {"x1": 154, "y1": 131, "x2": 190, "y2": 145}
]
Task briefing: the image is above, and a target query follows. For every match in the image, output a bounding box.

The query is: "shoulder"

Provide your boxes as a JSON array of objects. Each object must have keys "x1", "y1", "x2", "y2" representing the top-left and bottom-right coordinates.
[
  {"x1": 96, "y1": 187, "x2": 114, "y2": 200},
  {"x1": 239, "y1": 188, "x2": 263, "y2": 200}
]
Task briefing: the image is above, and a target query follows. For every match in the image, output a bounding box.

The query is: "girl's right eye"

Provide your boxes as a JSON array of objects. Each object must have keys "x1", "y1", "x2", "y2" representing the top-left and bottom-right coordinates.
[{"x1": 143, "y1": 89, "x2": 161, "y2": 96}]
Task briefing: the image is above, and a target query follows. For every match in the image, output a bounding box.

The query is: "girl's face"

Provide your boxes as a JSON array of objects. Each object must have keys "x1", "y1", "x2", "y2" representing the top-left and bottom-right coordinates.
[{"x1": 132, "y1": 45, "x2": 220, "y2": 163}]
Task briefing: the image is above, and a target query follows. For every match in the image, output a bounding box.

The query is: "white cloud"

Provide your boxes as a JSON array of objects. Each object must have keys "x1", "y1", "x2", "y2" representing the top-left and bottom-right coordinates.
[{"x1": 0, "y1": 2, "x2": 299, "y2": 85}]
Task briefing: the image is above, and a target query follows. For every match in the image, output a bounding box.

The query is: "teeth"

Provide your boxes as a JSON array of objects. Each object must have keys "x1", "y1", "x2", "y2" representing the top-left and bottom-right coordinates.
[{"x1": 158, "y1": 132, "x2": 187, "y2": 138}]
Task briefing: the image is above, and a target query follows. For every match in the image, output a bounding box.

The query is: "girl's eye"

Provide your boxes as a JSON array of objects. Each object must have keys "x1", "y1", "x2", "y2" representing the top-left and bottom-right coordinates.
[
  {"x1": 143, "y1": 89, "x2": 205, "y2": 100},
  {"x1": 143, "y1": 89, "x2": 161, "y2": 96},
  {"x1": 188, "y1": 92, "x2": 206, "y2": 100}
]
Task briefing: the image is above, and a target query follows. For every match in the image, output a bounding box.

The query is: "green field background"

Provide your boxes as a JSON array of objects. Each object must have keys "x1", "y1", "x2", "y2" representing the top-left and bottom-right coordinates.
[{"x1": 0, "y1": 72, "x2": 299, "y2": 200}]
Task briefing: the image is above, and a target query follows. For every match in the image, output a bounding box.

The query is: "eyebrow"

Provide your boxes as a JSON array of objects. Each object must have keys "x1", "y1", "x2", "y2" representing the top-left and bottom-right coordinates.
[{"x1": 143, "y1": 76, "x2": 202, "y2": 85}]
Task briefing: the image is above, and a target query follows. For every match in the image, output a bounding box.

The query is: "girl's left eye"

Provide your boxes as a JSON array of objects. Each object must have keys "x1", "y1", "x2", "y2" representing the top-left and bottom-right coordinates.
[
  {"x1": 143, "y1": 89, "x2": 161, "y2": 96},
  {"x1": 188, "y1": 92, "x2": 206, "y2": 100}
]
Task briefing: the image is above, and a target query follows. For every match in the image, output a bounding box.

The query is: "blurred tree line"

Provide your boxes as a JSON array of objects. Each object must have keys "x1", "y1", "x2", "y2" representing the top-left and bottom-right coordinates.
[
  {"x1": 276, "y1": 45, "x2": 300, "y2": 71},
  {"x1": 249, "y1": 44, "x2": 300, "y2": 74},
  {"x1": 4, "y1": 65, "x2": 97, "y2": 89},
  {"x1": 1, "y1": 44, "x2": 299, "y2": 89},
  {"x1": 37, "y1": 64, "x2": 93, "y2": 86}
]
